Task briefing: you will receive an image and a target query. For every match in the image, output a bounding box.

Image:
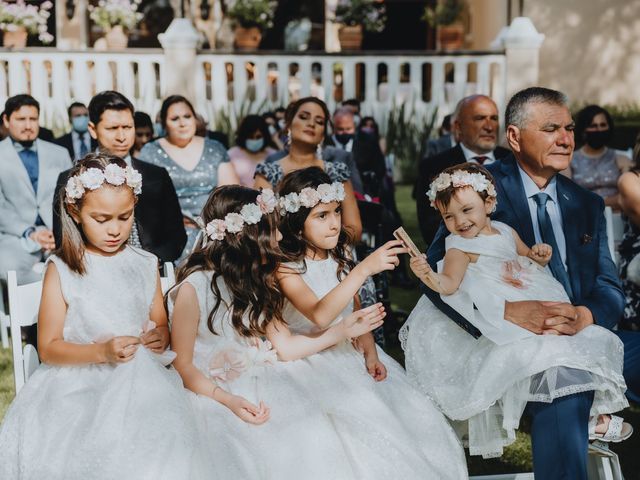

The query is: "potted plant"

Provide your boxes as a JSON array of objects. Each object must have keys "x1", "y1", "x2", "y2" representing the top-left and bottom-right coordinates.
[
  {"x1": 89, "y1": 0, "x2": 143, "y2": 50},
  {"x1": 422, "y1": 0, "x2": 465, "y2": 51},
  {"x1": 333, "y1": 0, "x2": 386, "y2": 51},
  {"x1": 0, "y1": 0, "x2": 54, "y2": 48},
  {"x1": 226, "y1": 0, "x2": 277, "y2": 50}
]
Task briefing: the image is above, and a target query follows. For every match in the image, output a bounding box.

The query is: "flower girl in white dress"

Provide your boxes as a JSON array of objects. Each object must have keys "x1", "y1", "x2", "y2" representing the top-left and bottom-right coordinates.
[
  {"x1": 271, "y1": 167, "x2": 468, "y2": 480},
  {"x1": 401, "y1": 163, "x2": 630, "y2": 458},
  {"x1": 0, "y1": 154, "x2": 204, "y2": 480},
  {"x1": 169, "y1": 184, "x2": 385, "y2": 479}
]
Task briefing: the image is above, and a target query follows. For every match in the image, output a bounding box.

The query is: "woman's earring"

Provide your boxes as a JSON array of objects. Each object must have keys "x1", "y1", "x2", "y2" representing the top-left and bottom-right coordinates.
[
  {"x1": 286, "y1": 129, "x2": 292, "y2": 147},
  {"x1": 316, "y1": 142, "x2": 323, "y2": 159}
]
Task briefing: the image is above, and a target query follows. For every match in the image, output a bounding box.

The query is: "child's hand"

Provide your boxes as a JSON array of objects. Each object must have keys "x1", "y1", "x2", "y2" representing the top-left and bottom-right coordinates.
[
  {"x1": 528, "y1": 243, "x2": 553, "y2": 266},
  {"x1": 359, "y1": 240, "x2": 408, "y2": 277},
  {"x1": 225, "y1": 395, "x2": 270, "y2": 425},
  {"x1": 140, "y1": 327, "x2": 169, "y2": 353},
  {"x1": 102, "y1": 336, "x2": 140, "y2": 363},
  {"x1": 365, "y1": 353, "x2": 387, "y2": 382},
  {"x1": 409, "y1": 254, "x2": 432, "y2": 281},
  {"x1": 342, "y1": 303, "x2": 386, "y2": 339}
]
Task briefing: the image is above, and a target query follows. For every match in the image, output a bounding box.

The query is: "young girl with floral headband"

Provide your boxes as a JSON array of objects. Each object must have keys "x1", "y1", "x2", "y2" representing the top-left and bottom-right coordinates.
[
  {"x1": 401, "y1": 162, "x2": 631, "y2": 459},
  {"x1": 0, "y1": 153, "x2": 205, "y2": 480},
  {"x1": 272, "y1": 167, "x2": 468, "y2": 479},
  {"x1": 169, "y1": 184, "x2": 385, "y2": 478}
]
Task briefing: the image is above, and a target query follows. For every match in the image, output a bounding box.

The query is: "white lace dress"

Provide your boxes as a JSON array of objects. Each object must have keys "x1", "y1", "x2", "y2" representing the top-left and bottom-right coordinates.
[
  {"x1": 170, "y1": 271, "x2": 359, "y2": 479},
  {"x1": 400, "y1": 221, "x2": 628, "y2": 458},
  {"x1": 281, "y1": 257, "x2": 468, "y2": 480},
  {"x1": 0, "y1": 247, "x2": 204, "y2": 480}
]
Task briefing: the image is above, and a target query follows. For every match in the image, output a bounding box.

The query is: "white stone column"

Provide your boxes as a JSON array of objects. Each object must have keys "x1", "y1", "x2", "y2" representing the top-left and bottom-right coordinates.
[
  {"x1": 324, "y1": 0, "x2": 340, "y2": 52},
  {"x1": 158, "y1": 19, "x2": 200, "y2": 102},
  {"x1": 501, "y1": 17, "x2": 544, "y2": 98}
]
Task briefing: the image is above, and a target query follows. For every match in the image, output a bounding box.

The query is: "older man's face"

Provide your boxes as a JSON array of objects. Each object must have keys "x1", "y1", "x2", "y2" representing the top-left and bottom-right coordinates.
[
  {"x1": 514, "y1": 103, "x2": 575, "y2": 177},
  {"x1": 455, "y1": 97, "x2": 499, "y2": 154},
  {"x1": 333, "y1": 113, "x2": 355, "y2": 135}
]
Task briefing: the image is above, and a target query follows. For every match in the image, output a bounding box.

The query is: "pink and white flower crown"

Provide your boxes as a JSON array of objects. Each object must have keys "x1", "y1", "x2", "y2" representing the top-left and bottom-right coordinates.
[
  {"x1": 279, "y1": 182, "x2": 345, "y2": 215},
  {"x1": 198, "y1": 189, "x2": 278, "y2": 244},
  {"x1": 427, "y1": 170, "x2": 496, "y2": 207},
  {"x1": 65, "y1": 164, "x2": 143, "y2": 204}
]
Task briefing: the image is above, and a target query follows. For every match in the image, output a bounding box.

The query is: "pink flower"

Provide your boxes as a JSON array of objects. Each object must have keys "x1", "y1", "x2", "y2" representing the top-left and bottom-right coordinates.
[
  {"x1": 256, "y1": 189, "x2": 277, "y2": 214},
  {"x1": 208, "y1": 348, "x2": 248, "y2": 382},
  {"x1": 299, "y1": 187, "x2": 321, "y2": 208},
  {"x1": 205, "y1": 219, "x2": 227, "y2": 241}
]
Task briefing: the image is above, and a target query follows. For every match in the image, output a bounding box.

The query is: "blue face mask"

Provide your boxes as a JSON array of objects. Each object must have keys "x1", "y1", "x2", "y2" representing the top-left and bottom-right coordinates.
[
  {"x1": 72, "y1": 115, "x2": 89, "y2": 133},
  {"x1": 153, "y1": 123, "x2": 165, "y2": 138},
  {"x1": 245, "y1": 138, "x2": 265, "y2": 153},
  {"x1": 268, "y1": 125, "x2": 277, "y2": 136}
]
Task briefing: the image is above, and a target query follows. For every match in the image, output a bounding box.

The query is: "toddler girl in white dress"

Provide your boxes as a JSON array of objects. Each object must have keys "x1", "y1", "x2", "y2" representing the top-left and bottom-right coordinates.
[
  {"x1": 401, "y1": 163, "x2": 630, "y2": 458},
  {"x1": 0, "y1": 154, "x2": 203, "y2": 480}
]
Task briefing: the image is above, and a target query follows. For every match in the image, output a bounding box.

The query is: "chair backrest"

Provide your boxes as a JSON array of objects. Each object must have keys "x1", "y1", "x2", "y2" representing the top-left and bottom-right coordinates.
[
  {"x1": 7, "y1": 270, "x2": 43, "y2": 394},
  {"x1": 160, "y1": 262, "x2": 176, "y2": 293},
  {"x1": 604, "y1": 206, "x2": 616, "y2": 263}
]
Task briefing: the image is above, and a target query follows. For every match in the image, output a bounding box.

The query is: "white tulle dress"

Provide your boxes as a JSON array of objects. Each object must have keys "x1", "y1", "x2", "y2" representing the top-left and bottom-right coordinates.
[
  {"x1": 280, "y1": 256, "x2": 469, "y2": 480},
  {"x1": 170, "y1": 270, "x2": 364, "y2": 480},
  {"x1": 400, "y1": 221, "x2": 629, "y2": 458},
  {"x1": 0, "y1": 247, "x2": 204, "y2": 480}
]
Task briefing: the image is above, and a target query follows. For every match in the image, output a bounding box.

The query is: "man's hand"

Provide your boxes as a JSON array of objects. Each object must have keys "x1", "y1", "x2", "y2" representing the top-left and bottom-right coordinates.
[
  {"x1": 30, "y1": 228, "x2": 55, "y2": 251},
  {"x1": 504, "y1": 300, "x2": 588, "y2": 335}
]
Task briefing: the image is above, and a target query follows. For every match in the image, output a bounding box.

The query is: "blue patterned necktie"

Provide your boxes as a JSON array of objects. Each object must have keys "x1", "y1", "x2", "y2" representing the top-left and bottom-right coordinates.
[
  {"x1": 532, "y1": 192, "x2": 574, "y2": 300},
  {"x1": 18, "y1": 148, "x2": 39, "y2": 193},
  {"x1": 78, "y1": 132, "x2": 89, "y2": 159}
]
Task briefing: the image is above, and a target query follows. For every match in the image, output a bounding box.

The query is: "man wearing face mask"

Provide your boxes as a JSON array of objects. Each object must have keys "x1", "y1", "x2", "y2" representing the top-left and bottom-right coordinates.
[
  {"x1": 54, "y1": 102, "x2": 97, "y2": 162},
  {"x1": 569, "y1": 105, "x2": 631, "y2": 210}
]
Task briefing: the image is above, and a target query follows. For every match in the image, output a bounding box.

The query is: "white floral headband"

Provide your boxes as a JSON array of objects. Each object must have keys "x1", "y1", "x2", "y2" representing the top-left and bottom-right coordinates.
[
  {"x1": 198, "y1": 189, "x2": 278, "y2": 245},
  {"x1": 65, "y1": 164, "x2": 143, "y2": 204},
  {"x1": 427, "y1": 170, "x2": 497, "y2": 207},
  {"x1": 279, "y1": 182, "x2": 345, "y2": 215}
]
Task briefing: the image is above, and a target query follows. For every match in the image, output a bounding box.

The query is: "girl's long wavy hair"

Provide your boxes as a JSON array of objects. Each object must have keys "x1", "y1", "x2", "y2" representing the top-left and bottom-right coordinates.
[
  {"x1": 57, "y1": 153, "x2": 134, "y2": 275},
  {"x1": 277, "y1": 167, "x2": 355, "y2": 281},
  {"x1": 172, "y1": 185, "x2": 285, "y2": 338}
]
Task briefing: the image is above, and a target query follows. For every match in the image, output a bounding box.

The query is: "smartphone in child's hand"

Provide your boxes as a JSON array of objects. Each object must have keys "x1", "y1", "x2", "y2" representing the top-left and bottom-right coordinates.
[{"x1": 393, "y1": 227, "x2": 422, "y2": 258}]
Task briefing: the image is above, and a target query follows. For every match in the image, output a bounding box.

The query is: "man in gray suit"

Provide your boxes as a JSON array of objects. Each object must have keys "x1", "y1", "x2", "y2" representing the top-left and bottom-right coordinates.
[{"x1": 0, "y1": 94, "x2": 71, "y2": 284}]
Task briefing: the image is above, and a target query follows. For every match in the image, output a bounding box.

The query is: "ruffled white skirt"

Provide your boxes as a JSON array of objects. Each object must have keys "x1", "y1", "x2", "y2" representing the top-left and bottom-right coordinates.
[
  {"x1": 400, "y1": 295, "x2": 629, "y2": 458},
  {"x1": 0, "y1": 347, "x2": 205, "y2": 480}
]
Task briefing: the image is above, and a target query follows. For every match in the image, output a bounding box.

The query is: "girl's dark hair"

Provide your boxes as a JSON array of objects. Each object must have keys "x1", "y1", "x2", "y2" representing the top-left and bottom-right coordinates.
[
  {"x1": 235, "y1": 114, "x2": 277, "y2": 150},
  {"x1": 575, "y1": 105, "x2": 614, "y2": 144},
  {"x1": 358, "y1": 116, "x2": 380, "y2": 139},
  {"x1": 432, "y1": 162, "x2": 496, "y2": 211},
  {"x1": 284, "y1": 96, "x2": 331, "y2": 139},
  {"x1": 277, "y1": 167, "x2": 354, "y2": 281},
  {"x1": 159, "y1": 95, "x2": 197, "y2": 129},
  {"x1": 172, "y1": 186, "x2": 285, "y2": 338},
  {"x1": 57, "y1": 153, "x2": 134, "y2": 275},
  {"x1": 134, "y1": 111, "x2": 153, "y2": 130}
]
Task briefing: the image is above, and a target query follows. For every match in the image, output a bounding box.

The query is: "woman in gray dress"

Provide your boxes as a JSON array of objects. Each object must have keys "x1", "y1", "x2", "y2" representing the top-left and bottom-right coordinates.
[{"x1": 139, "y1": 95, "x2": 239, "y2": 260}]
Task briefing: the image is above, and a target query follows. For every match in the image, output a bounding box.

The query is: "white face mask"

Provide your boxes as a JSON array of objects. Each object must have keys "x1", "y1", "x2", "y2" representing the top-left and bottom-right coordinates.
[
  {"x1": 277, "y1": 119, "x2": 286, "y2": 130},
  {"x1": 268, "y1": 125, "x2": 277, "y2": 136},
  {"x1": 353, "y1": 115, "x2": 361, "y2": 127}
]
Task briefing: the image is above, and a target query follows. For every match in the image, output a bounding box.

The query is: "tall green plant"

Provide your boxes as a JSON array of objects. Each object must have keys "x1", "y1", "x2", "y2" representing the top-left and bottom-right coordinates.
[
  {"x1": 386, "y1": 102, "x2": 438, "y2": 185},
  {"x1": 213, "y1": 96, "x2": 269, "y2": 143}
]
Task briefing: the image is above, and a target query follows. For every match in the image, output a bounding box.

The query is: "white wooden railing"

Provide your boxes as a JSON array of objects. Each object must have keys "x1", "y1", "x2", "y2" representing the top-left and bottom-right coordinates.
[{"x1": 0, "y1": 48, "x2": 506, "y2": 132}]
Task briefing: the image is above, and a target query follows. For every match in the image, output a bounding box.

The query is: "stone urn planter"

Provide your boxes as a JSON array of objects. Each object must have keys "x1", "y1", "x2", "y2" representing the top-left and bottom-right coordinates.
[
  {"x1": 234, "y1": 25, "x2": 262, "y2": 50},
  {"x1": 438, "y1": 23, "x2": 465, "y2": 51},
  {"x1": 105, "y1": 25, "x2": 129, "y2": 50},
  {"x1": 338, "y1": 24, "x2": 363, "y2": 51},
  {"x1": 2, "y1": 27, "x2": 28, "y2": 48}
]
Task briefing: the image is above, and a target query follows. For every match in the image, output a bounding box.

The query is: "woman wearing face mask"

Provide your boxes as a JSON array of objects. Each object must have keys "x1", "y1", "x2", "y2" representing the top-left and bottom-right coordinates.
[
  {"x1": 139, "y1": 95, "x2": 239, "y2": 260},
  {"x1": 570, "y1": 105, "x2": 632, "y2": 210},
  {"x1": 228, "y1": 114, "x2": 278, "y2": 187}
]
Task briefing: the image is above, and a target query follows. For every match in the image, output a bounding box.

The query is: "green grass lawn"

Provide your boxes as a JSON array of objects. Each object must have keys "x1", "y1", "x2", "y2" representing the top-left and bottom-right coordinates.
[{"x1": 0, "y1": 184, "x2": 637, "y2": 478}]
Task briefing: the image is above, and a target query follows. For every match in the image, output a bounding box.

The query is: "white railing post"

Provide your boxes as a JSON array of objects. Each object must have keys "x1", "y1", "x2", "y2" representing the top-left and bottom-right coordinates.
[
  {"x1": 158, "y1": 19, "x2": 200, "y2": 103},
  {"x1": 501, "y1": 17, "x2": 544, "y2": 99}
]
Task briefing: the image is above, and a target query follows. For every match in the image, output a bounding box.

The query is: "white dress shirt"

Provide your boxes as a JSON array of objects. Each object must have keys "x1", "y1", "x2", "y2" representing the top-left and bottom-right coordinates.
[
  {"x1": 459, "y1": 142, "x2": 496, "y2": 166},
  {"x1": 517, "y1": 164, "x2": 568, "y2": 269}
]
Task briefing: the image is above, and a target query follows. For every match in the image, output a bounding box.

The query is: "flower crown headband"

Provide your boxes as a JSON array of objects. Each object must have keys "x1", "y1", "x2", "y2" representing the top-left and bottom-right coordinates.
[
  {"x1": 279, "y1": 182, "x2": 345, "y2": 215},
  {"x1": 198, "y1": 189, "x2": 279, "y2": 245},
  {"x1": 427, "y1": 170, "x2": 497, "y2": 207},
  {"x1": 65, "y1": 164, "x2": 143, "y2": 204}
]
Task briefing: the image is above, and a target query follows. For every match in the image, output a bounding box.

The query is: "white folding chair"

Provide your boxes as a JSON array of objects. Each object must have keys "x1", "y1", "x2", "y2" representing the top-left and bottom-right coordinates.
[
  {"x1": 604, "y1": 206, "x2": 616, "y2": 263},
  {"x1": 588, "y1": 441, "x2": 624, "y2": 480},
  {"x1": 0, "y1": 310, "x2": 9, "y2": 349},
  {"x1": 160, "y1": 262, "x2": 176, "y2": 293},
  {"x1": 7, "y1": 270, "x2": 43, "y2": 394}
]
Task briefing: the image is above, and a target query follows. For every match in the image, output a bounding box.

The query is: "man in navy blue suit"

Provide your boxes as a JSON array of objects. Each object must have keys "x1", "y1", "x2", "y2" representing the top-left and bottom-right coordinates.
[{"x1": 425, "y1": 87, "x2": 639, "y2": 479}]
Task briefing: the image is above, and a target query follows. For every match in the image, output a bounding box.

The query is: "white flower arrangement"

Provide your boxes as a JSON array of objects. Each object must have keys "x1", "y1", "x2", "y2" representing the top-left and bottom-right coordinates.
[
  {"x1": 198, "y1": 189, "x2": 278, "y2": 245},
  {"x1": 278, "y1": 182, "x2": 346, "y2": 215},
  {"x1": 207, "y1": 338, "x2": 277, "y2": 383},
  {"x1": 65, "y1": 165, "x2": 143, "y2": 203},
  {"x1": 89, "y1": 0, "x2": 143, "y2": 31},
  {"x1": 0, "y1": 0, "x2": 54, "y2": 43},
  {"x1": 427, "y1": 170, "x2": 497, "y2": 207}
]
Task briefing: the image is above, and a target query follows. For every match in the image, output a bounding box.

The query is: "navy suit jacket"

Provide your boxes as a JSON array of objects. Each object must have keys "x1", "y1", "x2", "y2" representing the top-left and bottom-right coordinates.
[{"x1": 425, "y1": 153, "x2": 625, "y2": 337}]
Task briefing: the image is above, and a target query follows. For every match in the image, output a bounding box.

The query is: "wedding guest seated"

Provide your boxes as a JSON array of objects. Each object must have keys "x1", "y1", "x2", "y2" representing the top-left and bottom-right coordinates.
[
  {"x1": 132, "y1": 111, "x2": 154, "y2": 158},
  {"x1": 54, "y1": 102, "x2": 97, "y2": 162},
  {"x1": 139, "y1": 95, "x2": 238, "y2": 259},
  {"x1": 569, "y1": 105, "x2": 631, "y2": 210},
  {"x1": 53, "y1": 90, "x2": 186, "y2": 265},
  {"x1": 424, "y1": 113, "x2": 456, "y2": 158},
  {"x1": 0, "y1": 94, "x2": 71, "y2": 284},
  {"x1": 228, "y1": 114, "x2": 277, "y2": 187}
]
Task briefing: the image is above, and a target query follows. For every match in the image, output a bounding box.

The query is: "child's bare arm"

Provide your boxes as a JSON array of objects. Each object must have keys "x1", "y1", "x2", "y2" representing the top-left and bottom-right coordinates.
[
  {"x1": 512, "y1": 229, "x2": 553, "y2": 267},
  {"x1": 409, "y1": 249, "x2": 470, "y2": 295}
]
